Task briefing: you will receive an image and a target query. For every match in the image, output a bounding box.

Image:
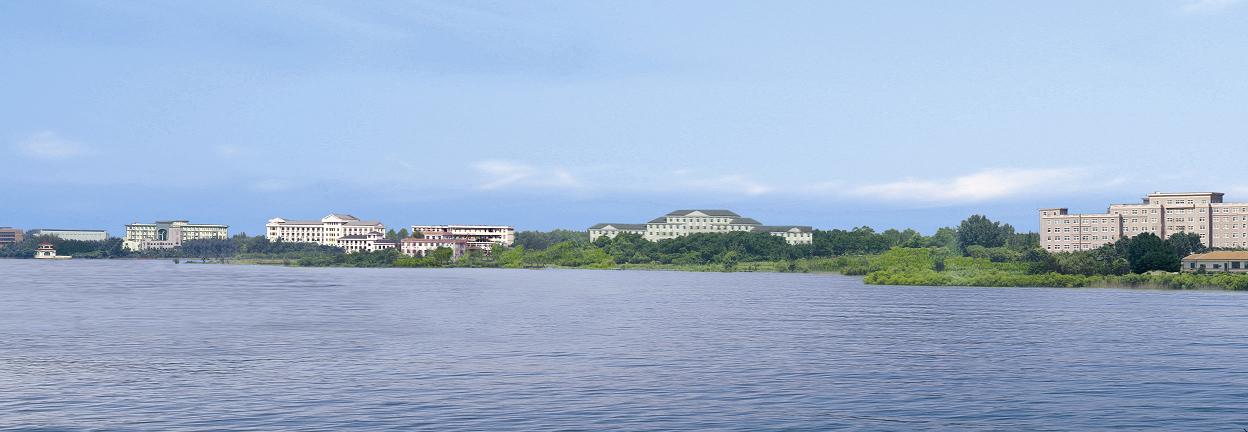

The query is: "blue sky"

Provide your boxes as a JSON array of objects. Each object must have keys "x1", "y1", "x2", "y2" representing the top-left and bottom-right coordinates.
[{"x1": 2, "y1": 1, "x2": 1246, "y2": 236}]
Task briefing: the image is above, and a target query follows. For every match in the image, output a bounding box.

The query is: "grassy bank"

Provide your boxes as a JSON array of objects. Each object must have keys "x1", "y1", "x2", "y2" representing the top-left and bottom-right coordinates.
[{"x1": 858, "y1": 248, "x2": 1248, "y2": 290}]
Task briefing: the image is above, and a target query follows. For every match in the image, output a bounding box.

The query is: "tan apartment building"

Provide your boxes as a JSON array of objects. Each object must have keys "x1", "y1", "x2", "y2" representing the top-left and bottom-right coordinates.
[
  {"x1": 1041, "y1": 192, "x2": 1248, "y2": 252},
  {"x1": 266, "y1": 214, "x2": 385, "y2": 247},
  {"x1": 124, "y1": 220, "x2": 229, "y2": 250},
  {"x1": 589, "y1": 210, "x2": 814, "y2": 245},
  {"x1": 0, "y1": 227, "x2": 23, "y2": 247}
]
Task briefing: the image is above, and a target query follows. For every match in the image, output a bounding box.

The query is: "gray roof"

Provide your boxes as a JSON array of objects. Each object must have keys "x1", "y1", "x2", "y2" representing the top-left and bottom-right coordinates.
[
  {"x1": 755, "y1": 225, "x2": 813, "y2": 233},
  {"x1": 345, "y1": 220, "x2": 383, "y2": 226},
  {"x1": 277, "y1": 219, "x2": 324, "y2": 225},
  {"x1": 328, "y1": 213, "x2": 359, "y2": 220},
  {"x1": 728, "y1": 218, "x2": 762, "y2": 225},
  {"x1": 665, "y1": 209, "x2": 741, "y2": 217},
  {"x1": 32, "y1": 228, "x2": 107, "y2": 232},
  {"x1": 648, "y1": 217, "x2": 667, "y2": 223},
  {"x1": 589, "y1": 223, "x2": 648, "y2": 230},
  {"x1": 339, "y1": 235, "x2": 370, "y2": 240}
]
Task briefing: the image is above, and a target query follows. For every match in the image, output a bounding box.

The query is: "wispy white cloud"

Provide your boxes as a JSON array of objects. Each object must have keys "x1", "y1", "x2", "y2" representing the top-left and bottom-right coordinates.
[
  {"x1": 472, "y1": 160, "x2": 582, "y2": 191},
  {"x1": 850, "y1": 168, "x2": 1100, "y2": 203},
  {"x1": 680, "y1": 174, "x2": 773, "y2": 196},
  {"x1": 14, "y1": 131, "x2": 89, "y2": 160},
  {"x1": 1181, "y1": 0, "x2": 1243, "y2": 13}
]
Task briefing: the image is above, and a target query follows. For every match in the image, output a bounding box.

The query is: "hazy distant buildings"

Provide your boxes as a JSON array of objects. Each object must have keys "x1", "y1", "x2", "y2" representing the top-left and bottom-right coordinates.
[
  {"x1": 0, "y1": 227, "x2": 22, "y2": 247},
  {"x1": 124, "y1": 220, "x2": 229, "y2": 250},
  {"x1": 410, "y1": 225, "x2": 515, "y2": 252},
  {"x1": 589, "y1": 209, "x2": 814, "y2": 245},
  {"x1": 29, "y1": 229, "x2": 108, "y2": 242},
  {"x1": 266, "y1": 214, "x2": 385, "y2": 247},
  {"x1": 1041, "y1": 191, "x2": 1248, "y2": 251}
]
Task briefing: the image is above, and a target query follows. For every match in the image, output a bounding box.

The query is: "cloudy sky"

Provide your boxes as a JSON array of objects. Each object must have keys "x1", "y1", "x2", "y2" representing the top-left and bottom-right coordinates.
[{"x1": 2, "y1": 1, "x2": 1246, "y2": 235}]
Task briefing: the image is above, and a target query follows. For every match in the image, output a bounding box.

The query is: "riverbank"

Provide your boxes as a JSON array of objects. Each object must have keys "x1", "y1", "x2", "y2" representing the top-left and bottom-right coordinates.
[
  {"x1": 857, "y1": 248, "x2": 1248, "y2": 290},
  {"x1": 14, "y1": 249, "x2": 1248, "y2": 291},
  {"x1": 232, "y1": 252, "x2": 1248, "y2": 291}
]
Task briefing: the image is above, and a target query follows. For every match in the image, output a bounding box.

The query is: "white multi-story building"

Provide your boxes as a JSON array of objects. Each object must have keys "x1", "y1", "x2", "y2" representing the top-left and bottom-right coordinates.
[
  {"x1": 337, "y1": 231, "x2": 398, "y2": 253},
  {"x1": 410, "y1": 225, "x2": 514, "y2": 252},
  {"x1": 589, "y1": 210, "x2": 814, "y2": 245},
  {"x1": 400, "y1": 238, "x2": 468, "y2": 258},
  {"x1": 1041, "y1": 191, "x2": 1248, "y2": 252},
  {"x1": 124, "y1": 220, "x2": 229, "y2": 250},
  {"x1": 29, "y1": 229, "x2": 109, "y2": 242},
  {"x1": 266, "y1": 214, "x2": 385, "y2": 247}
]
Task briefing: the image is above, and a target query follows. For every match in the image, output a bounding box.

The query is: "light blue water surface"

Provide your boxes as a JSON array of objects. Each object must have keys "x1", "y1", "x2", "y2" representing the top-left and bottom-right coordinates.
[{"x1": 2, "y1": 260, "x2": 1247, "y2": 431}]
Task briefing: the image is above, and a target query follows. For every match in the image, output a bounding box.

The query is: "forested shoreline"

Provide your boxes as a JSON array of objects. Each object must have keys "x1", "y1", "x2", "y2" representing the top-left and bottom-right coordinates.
[{"x1": 4, "y1": 216, "x2": 1246, "y2": 290}]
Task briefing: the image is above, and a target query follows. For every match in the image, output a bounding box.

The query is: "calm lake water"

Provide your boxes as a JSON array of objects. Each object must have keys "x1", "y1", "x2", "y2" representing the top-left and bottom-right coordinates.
[{"x1": 2, "y1": 260, "x2": 1247, "y2": 430}]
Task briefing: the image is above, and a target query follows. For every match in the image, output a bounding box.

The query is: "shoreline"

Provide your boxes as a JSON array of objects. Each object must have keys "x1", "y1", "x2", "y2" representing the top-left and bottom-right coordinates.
[{"x1": 11, "y1": 256, "x2": 1246, "y2": 291}]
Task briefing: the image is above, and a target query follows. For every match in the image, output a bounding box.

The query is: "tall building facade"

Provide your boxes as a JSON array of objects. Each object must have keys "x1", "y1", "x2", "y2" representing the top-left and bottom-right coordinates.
[
  {"x1": 410, "y1": 225, "x2": 515, "y2": 252},
  {"x1": 589, "y1": 210, "x2": 814, "y2": 245},
  {"x1": 0, "y1": 227, "x2": 23, "y2": 247},
  {"x1": 266, "y1": 214, "x2": 385, "y2": 247},
  {"x1": 1040, "y1": 191, "x2": 1248, "y2": 252},
  {"x1": 124, "y1": 220, "x2": 229, "y2": 250}
]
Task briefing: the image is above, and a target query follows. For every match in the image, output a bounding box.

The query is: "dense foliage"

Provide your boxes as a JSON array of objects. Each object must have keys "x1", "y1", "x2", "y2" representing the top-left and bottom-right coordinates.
[{"x1": 514, "y1": 229, "x2": 589, "y2": 250}]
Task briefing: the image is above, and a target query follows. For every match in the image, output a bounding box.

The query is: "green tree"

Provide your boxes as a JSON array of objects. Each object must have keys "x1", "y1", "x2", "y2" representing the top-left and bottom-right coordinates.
[
  {"x1": 927, "y1": 227, "x2": 960, "y2": 251},
  {"x1": 397, "y1": 228, "x2": 410, "y2": 239},
  {"x1": 957, "y1": 215, "x2": 1015, "y2": 251},
  {"x1": 1166, "y1": 232, "x2": 1206, "y2": 259},
  {"x1": 515, "y1": 230, "x2": 590, "y2": 250},
  {"x1": 1020, "y1": 248, "x2": 1058, "y2": 274},
  {"x1": 1125, "y1": 233, "x2": 1180, "y2": 273}
]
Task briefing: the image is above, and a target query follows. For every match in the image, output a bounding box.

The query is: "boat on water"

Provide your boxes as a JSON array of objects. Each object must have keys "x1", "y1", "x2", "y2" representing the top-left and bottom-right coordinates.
[{"x1": 34, "y1": 243, "x2": 72, "y2": 260}]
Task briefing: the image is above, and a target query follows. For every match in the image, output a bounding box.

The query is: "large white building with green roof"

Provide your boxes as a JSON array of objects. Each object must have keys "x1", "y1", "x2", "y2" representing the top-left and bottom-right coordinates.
[
  {"x1": 265, "y1": 213, "x2": 386, "y2": 247},
  {"x1": 589, "y1": 209, "x2": 813, "y2": 245}
]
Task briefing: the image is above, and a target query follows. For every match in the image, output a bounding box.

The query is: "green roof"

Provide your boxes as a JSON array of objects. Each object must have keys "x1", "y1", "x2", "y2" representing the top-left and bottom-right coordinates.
[
  {"x1": 664, "y1": 209, "x2": 741, "y2": 217},
  {"x1": 589, "y1": 223, "x2": 647, "y2": 230}
]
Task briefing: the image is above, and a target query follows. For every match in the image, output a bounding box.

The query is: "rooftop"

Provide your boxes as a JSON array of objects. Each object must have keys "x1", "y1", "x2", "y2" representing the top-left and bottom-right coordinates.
[
  {"x1": 756, "y1": 225, "x2": 813, "y2": 233},
  {"x1": 402, "y1": 238, "x2": 468, "y2": 243},
  {"x1": 1147, "y1": 191, "x2": 1224, "y2": 196},
  {"x1": 32, "y1": 229, "x2": 107, "y2": 232},
  {"x1": 589, "y1": 223, "x2": 648, "y2": 230},
  {"x1": 665, "y1": 209, "x2": 741, "y2": 217},
  {"x1": 1184, "y1": 251, "x2": 1248, "y2": 261}
]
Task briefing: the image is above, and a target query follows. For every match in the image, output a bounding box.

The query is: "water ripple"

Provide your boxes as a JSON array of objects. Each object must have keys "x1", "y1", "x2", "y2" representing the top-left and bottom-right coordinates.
[{"x1": 2, "y1": 260, "x2": 1248, "y2": 430}]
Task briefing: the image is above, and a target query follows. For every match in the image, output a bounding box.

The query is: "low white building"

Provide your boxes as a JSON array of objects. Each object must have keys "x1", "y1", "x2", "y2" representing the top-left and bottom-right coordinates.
[
  {"x1": 337, "y1": 231, "x2": 397, "y2": 253},
  {"x1": 266, "y1": 214, "x2": 385, "y2": 247},
  {"x1": 410, "y1": 225, "x2": 514, "y2": 252},
  {"x1": 589, "y1": 210, "x2": 814, "y2": 245},
  {"x1": 124, "y1": 220, "x2": 229, "y2": 250},
  {"x1": 400, "y1": 238, "x2": 468, "y2": 258}
]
